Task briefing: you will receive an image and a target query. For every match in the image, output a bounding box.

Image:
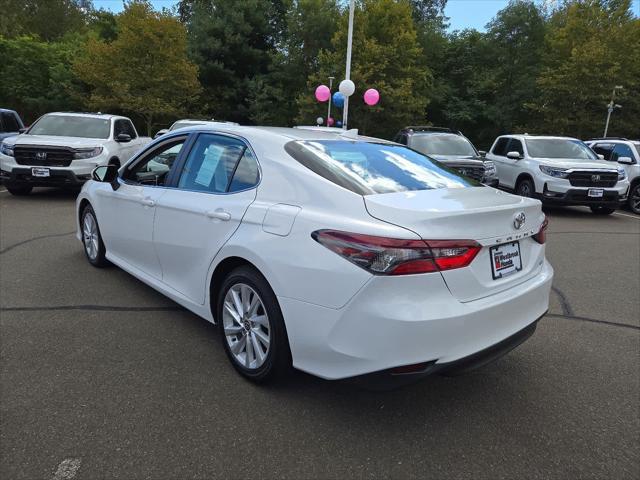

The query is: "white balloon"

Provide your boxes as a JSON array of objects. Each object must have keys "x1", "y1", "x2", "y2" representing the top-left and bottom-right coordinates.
[
  {"x1": 316, "y1": 117, "x2": 324, "y2": 125},
  {"x1": 339, "y1": 79, "x2": 355, "y2": 97}
]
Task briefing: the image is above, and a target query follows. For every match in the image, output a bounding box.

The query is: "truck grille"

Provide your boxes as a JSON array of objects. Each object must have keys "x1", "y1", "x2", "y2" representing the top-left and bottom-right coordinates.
[
  {"x1": 568, "y1": 171, "x2": 617, "y2": 188},
  {"x1": 14, "y1": 146, "x2": 74, "y2": 167},
  {"x1": 452, "y1": 165, "x2": 485, "y2": 182}
]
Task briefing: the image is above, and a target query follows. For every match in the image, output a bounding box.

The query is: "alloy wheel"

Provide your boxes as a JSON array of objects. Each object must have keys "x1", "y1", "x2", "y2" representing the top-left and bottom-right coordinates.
[
  {"x1": 222, "y1": 283, "x2": 271, "y2": 370},
  {"x1": 83, "y1": 213, "x2": 99, "y2": 261},
  {"x1": 630, "y1": 185, "x2": 640, "y2": 214}
]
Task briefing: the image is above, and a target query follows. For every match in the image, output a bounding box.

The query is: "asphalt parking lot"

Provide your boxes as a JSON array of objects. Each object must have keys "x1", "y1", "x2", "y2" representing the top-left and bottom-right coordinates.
[{"x1": 1, "y1": 187, "x2": 638, "y2": 480}]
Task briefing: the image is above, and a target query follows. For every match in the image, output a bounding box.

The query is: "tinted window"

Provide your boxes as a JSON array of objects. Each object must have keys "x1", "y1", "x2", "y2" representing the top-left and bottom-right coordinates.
[
  {"x1": 1, "y1": 112, "x2": 20, "y2": 132},
  {"x1": 28, "y1": 115, "x2": 111, "y2": 139},
  {"x1": 125, "y1": 139, "x2": 186, "y2": 186},
  {"x1": 410, "y1": 134, "x2": 477, "y2": 156},
  {"x1": 612, "y1": 143, "x2": 634, "y2": 161},
  {"x1": 178, "y1": 134, "x2": 247, "y2": 193},
  {"x1": 507, "y1": 139, "x2": 524, "y2": 155},
  {"x1": 492, "y1": 138, "x2": 510, "y2": 156},
  {"x1": 592, "y1": 143, "x2": 615, "y2": 160},
  {"x1": 285, "y1": 140, "x2": 476, "y2": 196},
  {"x1": 228, "y1": 149, "x2": 259, "y2": 192},
  {"x1": 115, "y1": 119, "x2": 137, "y2": 139},
  {"x1": 525, "y1": 138, "x2": 598, "y2": 160}
]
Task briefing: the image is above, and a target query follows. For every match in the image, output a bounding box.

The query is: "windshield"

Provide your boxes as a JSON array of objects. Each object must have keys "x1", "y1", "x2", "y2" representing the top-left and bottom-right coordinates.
[
  {"x1": 285, "y1": 140, "x2": 476, "y2": 195},
  {"x1": 410, "y1": 134, "x2": 477, "y2": 157},
  {"x1": 171, "y1": 121, "x2": 206, "y2": 131},
  {"x1": 28, "y1": 115, "x2": 111, "y2": 139},
  {"x1": 525, "y1": 138, "x2": 598, "y2": 160}
]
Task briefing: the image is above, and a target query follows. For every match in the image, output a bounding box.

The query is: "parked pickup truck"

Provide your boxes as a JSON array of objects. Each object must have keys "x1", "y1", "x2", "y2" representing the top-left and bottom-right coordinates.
[{"x1": 0, "y1": 112, "x2": 150, "y2": 195}]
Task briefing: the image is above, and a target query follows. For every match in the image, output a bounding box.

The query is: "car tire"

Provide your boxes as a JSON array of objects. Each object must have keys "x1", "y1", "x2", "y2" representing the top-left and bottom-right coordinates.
[
  {"x1": 81, "y1": 204, "x2": 109, "y2": 267},
  {"x1": 217, "y1": 266, "x2": 291, "y2": 383},
  {"x1": 6, "y1": 185, "x2": 32, "y2": 196},
  {"x1": 515, "y1": 178, "x2": 535, "y2": 198},
  {"x1": 590, "y1": 206, "x2": 615, "y2": 215},
  {"x1": 628, "y1": 183, "x2": 640, "y2": 215}
]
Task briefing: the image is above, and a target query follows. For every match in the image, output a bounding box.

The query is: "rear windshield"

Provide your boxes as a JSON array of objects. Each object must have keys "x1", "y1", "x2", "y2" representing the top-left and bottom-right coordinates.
[
  {"x1": 28, "y1": 115, "x2": 111, "y2": 139},
  {"x1": 285, "y1": 140, "x2": 476, "y2": 195},
  {"x1": 525, "y1": 138, "x2": 598, "y2": 160},
  {"x1": 410, "y1": 134, "x2": 477, "y2": 156}
]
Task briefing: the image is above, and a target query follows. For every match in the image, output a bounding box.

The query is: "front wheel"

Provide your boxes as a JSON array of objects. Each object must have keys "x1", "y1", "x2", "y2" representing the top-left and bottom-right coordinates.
[
  {"x1": 81, "y1": 205, "x2": 109, "y2": 267},
  {"x1": 590, "y1": 206, "x2": 615, "y2": 215},
  {"x1": 217, "y1": 266, "x2": 291, "y2": 383},
  {"x1": 628, "y1": 183, "x2": 640, "y2": 215},
  {"x1": 6, "y1": 185, "x2": 32, "y2": 196},
  {"x1": 515, "y1": 178, "x2": 535, "y2": 198}
]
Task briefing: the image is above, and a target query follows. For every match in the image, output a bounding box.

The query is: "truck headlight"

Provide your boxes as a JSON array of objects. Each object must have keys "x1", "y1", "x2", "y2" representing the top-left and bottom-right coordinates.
[
  {"x1": 483, "y1": 160, "x2": 497, "y2": 177},
  {"x1": 618, "y1": 167, "x2": 626, "y2": 180},
  {"x1": 0, "y1": 142, "x2": 14, "y2": 157},
  {"x1": 74, "y1": 147, "x2": 103, "y2": 159},
  {"x1": 539, "y1": 165, "x2": 569, "y2": 178}
]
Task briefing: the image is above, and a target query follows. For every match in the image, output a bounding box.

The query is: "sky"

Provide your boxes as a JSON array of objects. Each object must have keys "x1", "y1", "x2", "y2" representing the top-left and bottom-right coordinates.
[{"x1": 92, "y1": 0, "x2": 540, "y2": 32}]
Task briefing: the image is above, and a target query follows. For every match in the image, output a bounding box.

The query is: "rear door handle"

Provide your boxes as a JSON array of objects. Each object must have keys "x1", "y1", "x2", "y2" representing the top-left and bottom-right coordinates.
[{"x1": 206, "y1": 209, "x2": 231, "y2": 221}]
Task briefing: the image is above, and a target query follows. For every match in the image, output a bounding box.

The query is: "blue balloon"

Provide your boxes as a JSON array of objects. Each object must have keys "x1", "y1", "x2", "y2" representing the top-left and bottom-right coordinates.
[
  {"x1": 335, "y1": 120, "x2": 343, "y2": 128},
  {"x1": 332, "y1": 91, "x2": 345, "y2": 108}
]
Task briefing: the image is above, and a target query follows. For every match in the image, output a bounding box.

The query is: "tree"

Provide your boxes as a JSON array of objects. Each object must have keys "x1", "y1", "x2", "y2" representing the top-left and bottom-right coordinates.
[
  {"x1": 0, "y1": 0, "x2": 92, "y2": 41},
  {"x1": 296, "y1": 0, "x2": 431, "y2": 139},
  {"x1": 528, "y1": 0, "x2": 640, "y2": 138},
  {"x1": 74, "y1": 1, "x2": 201, "y2": 135}
]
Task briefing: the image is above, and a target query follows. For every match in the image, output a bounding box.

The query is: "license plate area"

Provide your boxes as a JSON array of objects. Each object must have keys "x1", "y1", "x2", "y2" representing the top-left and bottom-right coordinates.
[
  {"x1": 588, "y1": 188, "x2": 604, "y2": 198},
  {"x1": 490, "y1": 241, "x2": 522, "y2": 280},
  {"x1": 31, "y1": 167, "x2": 50, "y2": 177}
]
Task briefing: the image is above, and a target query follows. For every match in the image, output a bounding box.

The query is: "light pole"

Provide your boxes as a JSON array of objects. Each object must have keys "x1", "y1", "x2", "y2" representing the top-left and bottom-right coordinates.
[
  {"x1": 342, "y1": 0, "x2": 355, "y2": 129},
  {"x1": 603, "y1": 85, "x2": 623, "y2": 137},
  {"x1": 327, "y1": 76, "x2": 334, "y2": 127}
]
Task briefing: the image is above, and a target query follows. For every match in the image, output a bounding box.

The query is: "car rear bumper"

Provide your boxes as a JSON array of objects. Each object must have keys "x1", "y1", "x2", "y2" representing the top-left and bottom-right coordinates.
[{"x1": 279, "y1": 259, "x2": 553, "y2": 380}]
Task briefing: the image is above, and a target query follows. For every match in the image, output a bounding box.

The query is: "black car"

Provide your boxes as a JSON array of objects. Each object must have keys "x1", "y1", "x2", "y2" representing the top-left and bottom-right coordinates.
[{"x1": 393, "y1": 127, "x2": 498, "y2": 187}]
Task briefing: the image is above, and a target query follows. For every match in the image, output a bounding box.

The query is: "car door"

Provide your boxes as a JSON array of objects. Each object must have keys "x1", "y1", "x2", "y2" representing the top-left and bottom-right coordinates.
[
  {"x1": 487, "y1": 137, "x2": 513, "y2": 187},
  {"x1": 96, "y1": 135, "x2": 189, "y2": 279},
  {"x1": 152, "y1": 132, "x2": 259, "y2": 304},
  {"x1": 114, "y1": 119, "x2": 140, "y2": 161}
]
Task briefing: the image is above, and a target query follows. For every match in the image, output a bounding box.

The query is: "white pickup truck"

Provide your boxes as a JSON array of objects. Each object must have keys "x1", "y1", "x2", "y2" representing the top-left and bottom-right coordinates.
[{"x1": 0, "y1": 112, "x2": 150, "y2": 195}]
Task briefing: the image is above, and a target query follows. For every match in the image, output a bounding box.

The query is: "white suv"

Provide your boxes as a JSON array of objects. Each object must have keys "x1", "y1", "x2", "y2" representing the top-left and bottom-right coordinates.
[
  {"x1": 586, "y1": 138, "x2": 640, "y2": 214},
  {"x1": 486, "y1": 135, "x2": 629, "y2": 215},
  {"x1": 0, "y1": 112, "x2": 150, "y2": 195}
]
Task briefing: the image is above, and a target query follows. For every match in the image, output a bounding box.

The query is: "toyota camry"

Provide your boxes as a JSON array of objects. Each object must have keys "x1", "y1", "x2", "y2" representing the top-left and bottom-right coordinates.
[{"x1": 76, "y1": 126, "x2": 553, "y2": 384}]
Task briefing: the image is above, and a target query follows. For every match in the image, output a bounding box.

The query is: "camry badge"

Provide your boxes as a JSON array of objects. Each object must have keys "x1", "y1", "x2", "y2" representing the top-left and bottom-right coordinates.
[{"x1": 513, "y1": 212, "x2": 526, "y2": 230}]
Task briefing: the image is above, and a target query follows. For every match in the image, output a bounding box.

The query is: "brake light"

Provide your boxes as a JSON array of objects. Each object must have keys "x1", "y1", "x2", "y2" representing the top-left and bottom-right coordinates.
[
  {"x1": 311, "y1": 230, "x2": 481, "y2": 275},
  {"x1": 533, "y1": 216, "x2": 549, "y2": 244}
]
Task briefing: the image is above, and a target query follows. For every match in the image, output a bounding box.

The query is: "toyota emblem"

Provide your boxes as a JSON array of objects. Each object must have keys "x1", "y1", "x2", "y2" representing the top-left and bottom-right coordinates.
[
  {"x1": 35, "y1": 151, "x2": 47, "y2": 161},
  {"x1": 513, "y1": 212, "x2": 526, "y2": 230},
  {"x1": 591, "y1": 174, "x2": 601, "y2": 182}
]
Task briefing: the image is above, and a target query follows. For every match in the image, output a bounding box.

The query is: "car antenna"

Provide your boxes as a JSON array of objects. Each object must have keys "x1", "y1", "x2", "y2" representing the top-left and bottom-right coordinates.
[{"x1": 339, "y1": 128, "x2": 359, "y2": 139}]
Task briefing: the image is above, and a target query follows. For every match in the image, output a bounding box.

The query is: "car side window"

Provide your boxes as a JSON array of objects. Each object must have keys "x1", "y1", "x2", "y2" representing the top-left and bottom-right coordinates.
[
  {"x1": 507, "y1": 139, "x2": 524, "y2": 155},
  {"x1": 177, "y1": 134, "x2": 248, "y2": 193},
  {"x1": 228, "y1": 148, "x2": 259, "y2": 192},
  {"x1": 1, "y1": 112, "x2": 20, "y2": 132},
  {"x1": 114, "y1": 119, "x2": 137, "y2": 139},
  {"x1": 612, "y1": 143, "x2": 634, "y2": 162},
  {"x1": 592, "y1": 143, "x2": 615, "y2": 160},
  {"x1": 124, "y1": 138, "x2": 186, "y2": 186},
  {"x1": 492, "y1": 138, "x2": 510, "y2": 156}
]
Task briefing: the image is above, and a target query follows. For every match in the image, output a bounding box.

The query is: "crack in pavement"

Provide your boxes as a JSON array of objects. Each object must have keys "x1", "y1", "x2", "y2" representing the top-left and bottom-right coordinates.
[
  {"x1": 0, "y1": 231, "x2": 76, "y2": 255},
  {"x1": 546, "y1": 314, "x2": 639, "y2": 331},
  {"x1": 551, "y1": 285, "x2": 574, "y2": 316}
]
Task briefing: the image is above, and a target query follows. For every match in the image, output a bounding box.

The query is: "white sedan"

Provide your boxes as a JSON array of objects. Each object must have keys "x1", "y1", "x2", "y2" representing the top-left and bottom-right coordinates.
[{"x1": 76, "y1": 126, "x2": 553, "y2": 384}]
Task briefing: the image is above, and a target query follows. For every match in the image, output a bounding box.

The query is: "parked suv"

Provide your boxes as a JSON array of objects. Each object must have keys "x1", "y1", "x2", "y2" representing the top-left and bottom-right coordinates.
[
  {"x1": 586, "y1": 138, "x2": 640, "y2": 214},
  {"x1": 154, "y1": 119, "x2": 239, "y2": 139},
  {"x1": 393, "y1": 127, "x2": 498, "y2": 186},
  {"x1": 0, "y1": 112, "x2": 150, "y2": 195},
  {"x1": 486, "y1": 135, "x2": 629, "y2": 214},
  {"x1": 0, "y1": 108, "x2": 25, "y2": 142}
]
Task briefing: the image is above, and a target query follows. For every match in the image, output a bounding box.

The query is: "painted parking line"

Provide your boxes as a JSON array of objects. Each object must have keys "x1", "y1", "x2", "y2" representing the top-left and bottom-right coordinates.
[
  {"x1": 52, "y1": 458, "x2": 81, "y2": 479},
  {"x1": 613, "y1": 211, "x2": 640, "y2": 220}
]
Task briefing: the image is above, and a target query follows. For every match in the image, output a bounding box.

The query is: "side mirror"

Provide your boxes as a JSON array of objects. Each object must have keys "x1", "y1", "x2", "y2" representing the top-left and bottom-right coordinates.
[
  {"x1": 92, "y1": 165, "x2": 120, "y2": 190},
  {"x1": 597, "y1": 154, "x2": 605, "y2": 160},
  {"x1": 478, "y1": 150, "x2": 487, "y2": 157},
  {"x1": 618, "y1": 156, "x2": 634, "y2": 165},
  {"x1": 506, "y1": 151, "x2": 522, "y2": 160},
  {"x1": 153, "y1": 129, "x2": 168, "y2": 139},
  {"x1": 115, "y1": 133, "x2": 131, "y2": 143}
]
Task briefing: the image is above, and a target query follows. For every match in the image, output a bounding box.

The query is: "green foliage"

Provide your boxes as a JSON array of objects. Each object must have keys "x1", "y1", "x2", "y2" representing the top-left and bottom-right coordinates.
[
  {"x1": 0, "y1": 0, "x2": 91, "y2": 41},
  {"x1": 74, "y1": 1, "x2": 201, "y2": 135},
  {"x1": 296, "y1": 0, "x2": 431, "y2": 138}
]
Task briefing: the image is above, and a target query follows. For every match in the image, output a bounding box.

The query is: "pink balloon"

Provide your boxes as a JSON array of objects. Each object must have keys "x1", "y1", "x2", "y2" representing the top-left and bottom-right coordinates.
[
  {"x1": 327, "y1": 117, "x2": 335, "y2": 127},
  {"x1": 315, "y1": 85, "x2": 331, "y2": 102},
  {"x1": 364, "y1": 88, "x2": 380, "y2": 106}
]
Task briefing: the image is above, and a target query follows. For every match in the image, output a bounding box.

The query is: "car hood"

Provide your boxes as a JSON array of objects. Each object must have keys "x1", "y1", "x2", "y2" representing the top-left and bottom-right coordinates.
[
  {"x1": 537, "y1": 158, "x2": 618, "y2": 171},
  {"x1": 5, "y1": 134, "x2": 106, "y2": 149},
  {"x1": 429, "y1": 154, "x2": 485, "y2": 167}
]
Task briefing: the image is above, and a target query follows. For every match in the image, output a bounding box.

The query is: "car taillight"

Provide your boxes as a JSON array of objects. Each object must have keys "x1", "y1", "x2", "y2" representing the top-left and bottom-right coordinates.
[
  {"x1": 533, "y1": 216, "x2": 549, "y2": 244},
  {"x1": 311, "y1": 230, "x2": 481, "y2": 275}
]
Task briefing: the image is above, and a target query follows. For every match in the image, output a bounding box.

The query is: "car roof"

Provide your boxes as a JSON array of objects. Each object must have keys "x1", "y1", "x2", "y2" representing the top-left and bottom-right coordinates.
[
  {"x1": 498, "y1": 134, "x2": 582, "y2": 142},
  {"x1": 45, "y1": 112, "x2": 121, "y2": 120},
  {"x1": 0, "y1": 108, "x2": 17, "y2": 114}
]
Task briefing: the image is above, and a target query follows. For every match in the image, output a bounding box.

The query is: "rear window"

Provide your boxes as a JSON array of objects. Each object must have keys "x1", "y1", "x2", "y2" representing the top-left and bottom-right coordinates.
[{"x1": 285, "y1": 140, "x2": 477, "y2": 195}]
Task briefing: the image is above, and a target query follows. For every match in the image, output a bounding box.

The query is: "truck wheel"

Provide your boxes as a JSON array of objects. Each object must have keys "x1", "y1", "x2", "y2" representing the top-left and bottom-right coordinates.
[
  {"x1": 590, "y1": 206, "x2": 615, "y2": 215},
  {"x1": 515, "y1": 178, "x2": 535, "y2": 198},
  {"x1": 6, "y1": 185, "x2": 32, "y2": 196},
  {"x1": 629, "y1": 183, "x2": 640, "y2": 215}
]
